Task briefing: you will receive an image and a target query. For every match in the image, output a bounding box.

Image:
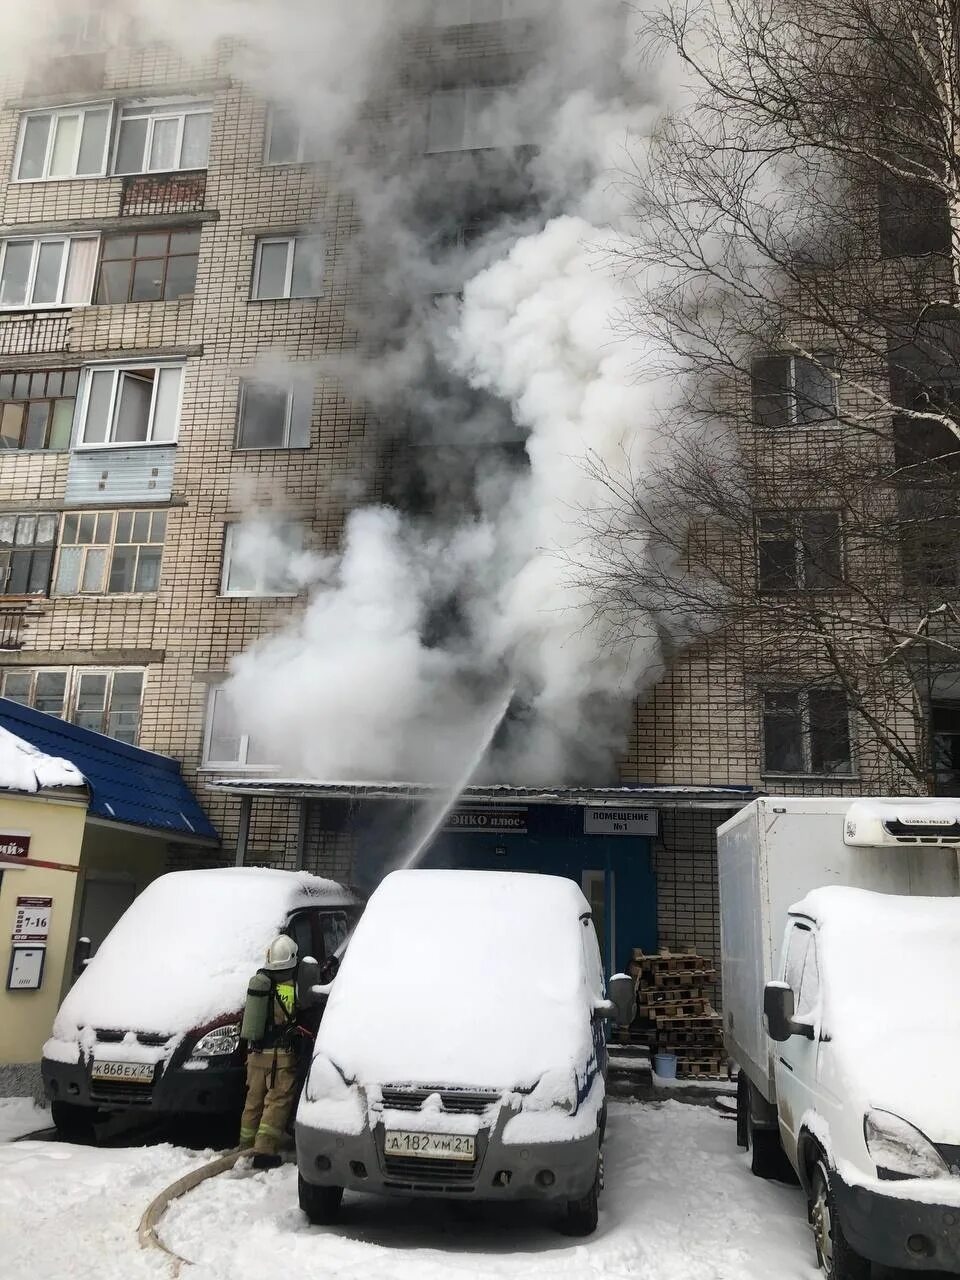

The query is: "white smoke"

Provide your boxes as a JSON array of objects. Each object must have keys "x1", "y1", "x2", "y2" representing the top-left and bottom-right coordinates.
[{"x1": 2, "y1": 0, "x2": 696, "y2": 785}]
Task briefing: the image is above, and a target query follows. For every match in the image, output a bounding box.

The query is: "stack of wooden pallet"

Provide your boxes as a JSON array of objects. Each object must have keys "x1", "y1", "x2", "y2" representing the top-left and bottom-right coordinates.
[{"x1": 629, "y1": 947, "x2": 728, "y2": 1079}]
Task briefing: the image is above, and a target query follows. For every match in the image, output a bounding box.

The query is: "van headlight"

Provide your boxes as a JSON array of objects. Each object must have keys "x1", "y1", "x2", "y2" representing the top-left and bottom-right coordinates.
[
  {"x1": 191, "y1": 1023, "x2": 241, "y2": 1057},
  {"x1": 864, "y1": 1109, "x2": 948, "y2": 1180},
  {"x1": 305, "y1": 1054, "x2": 354, "y2": 1103},
  {"x1": 523, "y1": 1069, "x2": 579, "y2": 1115}
]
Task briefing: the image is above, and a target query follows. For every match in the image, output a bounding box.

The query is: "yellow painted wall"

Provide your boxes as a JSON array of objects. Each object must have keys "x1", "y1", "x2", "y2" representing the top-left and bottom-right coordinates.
[{"x1": 0, "y1": 791, "x2": 88, "y2": 1065}]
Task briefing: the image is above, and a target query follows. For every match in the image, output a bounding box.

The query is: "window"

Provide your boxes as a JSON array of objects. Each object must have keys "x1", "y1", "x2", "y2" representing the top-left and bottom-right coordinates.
[
  {"x1": 751, "y1": 353, "x2": 838, "y2": 428},
  {"x1": 434, "y1": 0, "x2": 527, "y2": 24},
  {"x1": 932, "y1": 701, "x2": 960, "y2": 796},
  {"x1": 0, "y1": 514, "x2": 57, "y2": 596},
  {"x1": 95, "y1": 230, "x2": 200, "y2": 305},
  {"x1": 76, "y1": 363, "x2": 183, "y2": 446},
  {"x1": 264, "y1": 108, "x2": 307, "y2": 166},
  {"x1": 113, "y1": 101, "x2": 212, "y2": 175},
  {"x1": 878, "y1": 171, "x2": 951, "y2": 258},
  {"x1": 426, "y1": 87, "x2": 506, "y2": 153},
  {"x1": 783, "y1": 922, "x2": 810, "y2": 991},
  {"x1": 0, "y1": 369, "x2": 79, "y2": 450},
  {"x1": 203, "y1": 684, "x2": 270, "y2": 767},
  {"x1": 235, "y1": 378, "x2": 312, "y2": 449},
  {"x1": 2, "y1": 669, "x2": 68, "y2": 716},
  {"x1": 796, "y1": 936, "x2": 820, "y2": 1021},
  {"x1": 15, "y1": 104, "x2": 112, "y2": 181},
  {"x1": 54, "y1": 509, "x2": 166, "y2": 595},
  {"x1": 762, "y1": 688, "x2": 853, "y2": 776},
  {"x1": 251, "y1": 236, "x2": 324, "y2": 300},
  {"x1": 757, "y1": 513, "x2": 843, "y2": 592},
  {"x1": 0, "y1": 667, "x2": 144, "y2": 744},
  {"x1": 0, "y1": 235, "x2": 98, "y2": 309},
  {"x1": 319, "y1": 913, "x2": 349, "y2": 960},
  {"x1": 57, "y1": 8, "x2": 112, "y2": 53},
  {"x1": 221, "y1": 522, "x2": 302, "y2": 597},
  {"x1": 900, "y1": 520, "x2": 960, "y2": 591}
]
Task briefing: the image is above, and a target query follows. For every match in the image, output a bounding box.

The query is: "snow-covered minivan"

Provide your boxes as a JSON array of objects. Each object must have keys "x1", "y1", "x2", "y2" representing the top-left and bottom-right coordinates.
[
  {"x1": 42, "y1": 867, "x2": 360, "y2": 1140},
  {"x1": 295, "y1": 869, "x2": 635, "y2": 1235}
]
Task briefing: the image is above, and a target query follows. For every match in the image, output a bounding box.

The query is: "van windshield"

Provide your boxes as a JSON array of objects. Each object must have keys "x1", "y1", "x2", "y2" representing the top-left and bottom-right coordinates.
[
  {"x1": 808, "y1": 887, "x2": 960, "y2": 1142},
  {"x1": 316, "y1": 869, "x2": 598, "y2": 1091}
]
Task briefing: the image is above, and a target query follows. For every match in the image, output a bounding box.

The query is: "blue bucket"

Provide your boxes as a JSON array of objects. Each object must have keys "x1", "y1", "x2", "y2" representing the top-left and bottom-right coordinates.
[{"x1": 654, "y1": 1052, "x2": 678, "y2": 1080}]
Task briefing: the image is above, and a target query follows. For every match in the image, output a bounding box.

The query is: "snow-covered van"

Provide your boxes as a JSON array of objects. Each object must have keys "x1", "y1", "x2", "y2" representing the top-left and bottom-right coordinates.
[
  {"x1": 719, "y1": 797, "x2": 960, "y2": 1278},
  {"x1": 295, "y1": 869, "x2": 635, "y2": 1236},
  {"x1": 41, "y1": 867, "x2": 360, "y2": 1138}
]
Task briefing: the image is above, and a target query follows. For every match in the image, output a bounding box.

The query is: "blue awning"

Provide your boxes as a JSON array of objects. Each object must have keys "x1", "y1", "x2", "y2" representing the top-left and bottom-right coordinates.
[{"x1": 0, "y1": 698, "x2": 219, "y2": 844}]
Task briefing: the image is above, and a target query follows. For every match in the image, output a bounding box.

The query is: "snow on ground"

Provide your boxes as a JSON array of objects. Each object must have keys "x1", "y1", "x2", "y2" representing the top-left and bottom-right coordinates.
[
  {"x1": 0, "y1": 1096, "x2": 47, "y2": 1141},
  {"x1": 0, "y1": 1137, "x2": 212, "y2": 1280},
  {"x1": 0, "y1": 1101, "x2": 819, "y2": 1280},
  {"x1": 163, "y1": 1102, "x2": 816, "y2": 1280}
]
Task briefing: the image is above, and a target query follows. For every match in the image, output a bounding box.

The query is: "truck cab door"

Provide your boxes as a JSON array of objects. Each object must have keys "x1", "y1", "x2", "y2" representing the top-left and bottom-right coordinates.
[{"x1": 774, "y1": 921, "x2": 822, "y2": 1161}]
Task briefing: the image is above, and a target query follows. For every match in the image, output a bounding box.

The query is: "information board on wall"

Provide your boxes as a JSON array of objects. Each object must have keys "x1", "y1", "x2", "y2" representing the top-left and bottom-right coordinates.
[
  {"x1": 583, "y1": 808, "x2": 659, "y2": 836},
  {"x1": 13, "y1": 896, "x2": 52, "y2": 944},
  {"x1": 444, "y1": 808, "x2": 529, "y2": 834}
]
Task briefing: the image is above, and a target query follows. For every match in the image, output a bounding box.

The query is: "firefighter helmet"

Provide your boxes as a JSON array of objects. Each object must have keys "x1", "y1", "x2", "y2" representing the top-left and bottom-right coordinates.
[{"x1": 264, "y1": 934, "x2": 298, "y2": 971}]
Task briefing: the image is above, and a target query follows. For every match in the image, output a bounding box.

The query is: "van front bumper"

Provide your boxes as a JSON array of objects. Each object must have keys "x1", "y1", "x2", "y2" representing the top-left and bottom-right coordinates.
[
  {"x1": 42, "y1": 1055, "x2": 245, "y2": 1116},
  {"x1": 833, "y1": 1174, "x2": 960, "y2": 1273},
  {"x1": 296, "y1": 1119, "x2": 599, "y2": 1203}
]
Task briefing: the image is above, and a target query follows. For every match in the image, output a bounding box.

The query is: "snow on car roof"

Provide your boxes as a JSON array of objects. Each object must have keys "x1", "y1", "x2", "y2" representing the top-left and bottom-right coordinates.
[
  {"x1": 52, "y1": 868, "x2": 354, "y2": 1040},
  {"x1": 0, "y1": 725, "x2": 84, "y2": 793},
  {"x1": 316, "y1": 869, "x2": 598, "y2": 1091},
  {"x1": 791, "y1": 886, "x2": 960, "y2": 1143}
]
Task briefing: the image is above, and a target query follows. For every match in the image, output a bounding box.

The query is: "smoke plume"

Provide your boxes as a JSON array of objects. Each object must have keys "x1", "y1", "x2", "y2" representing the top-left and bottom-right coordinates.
[{"x1": 7, "y1": 0, "x2": 694, "y2": 786}]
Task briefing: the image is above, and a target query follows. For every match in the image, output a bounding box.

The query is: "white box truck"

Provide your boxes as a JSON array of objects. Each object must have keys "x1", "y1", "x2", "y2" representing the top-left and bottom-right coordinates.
[{"x1": 719, "y1": 796, "x2": 960, "y2": 1279}]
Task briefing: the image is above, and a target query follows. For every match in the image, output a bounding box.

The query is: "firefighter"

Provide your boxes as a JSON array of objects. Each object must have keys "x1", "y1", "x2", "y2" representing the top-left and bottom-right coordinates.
[{"x1": 238, "y1": 934, "x2": 310, "y2": 1168}]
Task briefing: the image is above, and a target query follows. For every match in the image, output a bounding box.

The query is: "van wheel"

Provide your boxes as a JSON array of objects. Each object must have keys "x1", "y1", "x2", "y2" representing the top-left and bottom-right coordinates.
[
  {"x1": 51, "y1": 1100, "x2": 99, "y2": 1144},
  {"x1": 810, "y1": 1160, "x2": 869, "y2": 1280},
  {"x1": 558, "y1": 1158, "x2": 600, "y2": 1237},
  {"x1": 298, "y1": 1174, "x2": 343, "y2": 1225}
]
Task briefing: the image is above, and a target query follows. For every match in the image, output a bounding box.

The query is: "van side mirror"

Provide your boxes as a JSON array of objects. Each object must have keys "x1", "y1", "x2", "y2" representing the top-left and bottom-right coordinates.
[
  {"x1": 603, "y1": 973, "x2": 637, "y2": 1025},
  {"x1": 764, "y1": 981, "x2": 814, "y2": 1042},
  {"x1": 298, "y1": 955, "x2": 338, "y2": 1008},
  {"x1": 72, "y1": 936, "x2": 92, "y2": 977}
]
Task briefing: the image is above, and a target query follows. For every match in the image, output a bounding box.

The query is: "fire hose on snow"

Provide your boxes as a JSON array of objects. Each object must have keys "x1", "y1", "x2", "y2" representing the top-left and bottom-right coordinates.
[{"x1": 138, "y1": 1149, "x2": 244, "y2": 1274}]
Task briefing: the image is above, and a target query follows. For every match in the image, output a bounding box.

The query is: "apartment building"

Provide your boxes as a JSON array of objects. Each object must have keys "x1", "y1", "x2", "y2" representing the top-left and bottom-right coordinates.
[{"x1": 1, "y1": 3, "x2": 946, "y2": 985}]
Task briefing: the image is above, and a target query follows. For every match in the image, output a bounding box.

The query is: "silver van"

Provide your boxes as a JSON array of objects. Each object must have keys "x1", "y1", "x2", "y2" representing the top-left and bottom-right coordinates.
[{"x1": 295, "y1": 868, "x2": 634, "y2": 1235}]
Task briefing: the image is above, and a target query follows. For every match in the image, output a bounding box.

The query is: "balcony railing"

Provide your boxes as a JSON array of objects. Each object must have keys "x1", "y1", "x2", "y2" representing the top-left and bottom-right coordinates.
[
  {"x1": 0, "y1": 604, "x2": 33, "y2": 651},
  {"x1": 0, "y1": 311, "x2": 71, "y2": 357},
  {"x1": 120, "y1": 171, "x2": 207, "y2": 217}
]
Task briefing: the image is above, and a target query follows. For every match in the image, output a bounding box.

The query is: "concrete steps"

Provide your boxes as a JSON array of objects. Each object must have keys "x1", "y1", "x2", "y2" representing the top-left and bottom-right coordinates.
[{"x1": 606, "y1": 1043, "x2": 654, "y2": 1099}]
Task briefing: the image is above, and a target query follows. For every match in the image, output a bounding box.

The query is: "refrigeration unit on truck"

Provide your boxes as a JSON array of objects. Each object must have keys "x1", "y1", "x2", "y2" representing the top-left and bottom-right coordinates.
[{"x1": 719, "y1": 796, "x2": 960, "y2": 1279}]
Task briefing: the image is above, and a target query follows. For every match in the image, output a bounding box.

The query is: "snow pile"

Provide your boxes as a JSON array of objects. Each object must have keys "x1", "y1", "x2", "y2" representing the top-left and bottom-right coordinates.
[
  {"x1": 0, "y1": 1097, "x2": 47, "y2": 1142},
  {"x1": 796, "y1": 886, "x2": 960, "y2": 1144},
  {"x1": 47, "y1": 869, "x2": 353, "y2": 1048},
  {"x1": 310, "y1": 870, "x2": 596, "y2": 1091},
  {"x1": 0, "y1": 726, "x2": 84, "y2": 794}
]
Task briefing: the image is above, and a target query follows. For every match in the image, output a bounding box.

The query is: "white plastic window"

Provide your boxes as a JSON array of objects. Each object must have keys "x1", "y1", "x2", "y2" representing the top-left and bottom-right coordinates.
[
  {"x1": 235, "y1": 378, "x2": 312, "y2": 449},
  {"x1": 76, "y1": 364, "x2": 183, "y2": 447},
  {"x1": 113, "y1": 101, "x2": 212, "y2": 175},
  {"x1": 15, "y1": 104, "x2": 113, "y2": 181},
  {"x1": 251, "y1": 236, "x2": 325, "y2": 300},
  {"x1": 264, "y1": 108, "x2": 307, "y2": 166},
  {"x1": 203, "y1": 685, "x2": 271, "y2": 767},
  {"x1": 0, "y1": 236, "x2": 98, "y2": 309},
  {"x1": 426, "y1": 87, "x2": 503, "y2": 153},
  {"x1": 220, "y1": 522, "x2": 302, "y2": 597}
]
